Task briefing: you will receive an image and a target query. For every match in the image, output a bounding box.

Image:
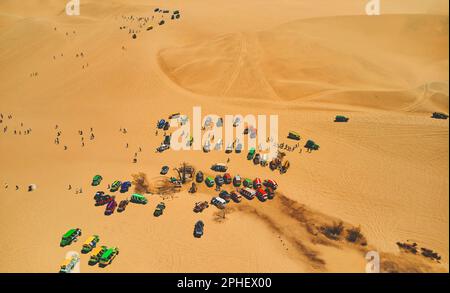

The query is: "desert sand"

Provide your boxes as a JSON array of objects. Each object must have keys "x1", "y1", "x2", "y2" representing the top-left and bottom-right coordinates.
[{"x1": 0, "y1": 0, "x2": 448, "y2": 272}]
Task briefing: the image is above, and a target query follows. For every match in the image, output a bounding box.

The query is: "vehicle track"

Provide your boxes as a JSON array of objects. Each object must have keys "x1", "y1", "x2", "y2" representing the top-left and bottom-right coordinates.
[{"x1": 220, "y1": 33, "x2": 247, "y2": 97}]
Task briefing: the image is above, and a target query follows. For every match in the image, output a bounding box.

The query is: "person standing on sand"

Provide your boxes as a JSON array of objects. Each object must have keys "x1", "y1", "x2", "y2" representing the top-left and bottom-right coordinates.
[
  {"x1": 90, "y1": 133, "x2": 95, "y2": 140},
  {"x1": 4, "y1": 183, "x2": 8, "y2": 190},
  {"x1": 15, "y1": 185, "x2": 19, "y2": 191},
  {"x1": 64, "y1": 146, "x2": 68, "y2": 150},
  {"x1": 68, "y1": 185, "x2": 72, "y2": 190}
]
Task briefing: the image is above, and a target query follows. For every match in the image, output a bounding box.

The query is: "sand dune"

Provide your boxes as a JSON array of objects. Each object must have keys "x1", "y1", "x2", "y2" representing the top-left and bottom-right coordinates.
[
  {"x1": 310, "y1": 82, "x2": 449, "y2": 113},
  {"x1": 159, "y1": 14, "x2": 449, "y2": 106},
  {"x1": 0, "y1": 0, "x2": 448, "y2": 273}
]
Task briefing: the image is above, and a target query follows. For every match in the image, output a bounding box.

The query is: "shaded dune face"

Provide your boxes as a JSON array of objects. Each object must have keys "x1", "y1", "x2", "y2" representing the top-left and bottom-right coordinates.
[
  {"x1": 158, "y1": 33, "x2": 279, "y2": 100},
  {"x1": 158, "y1": 14, "x2": 449, "y2": 111}
]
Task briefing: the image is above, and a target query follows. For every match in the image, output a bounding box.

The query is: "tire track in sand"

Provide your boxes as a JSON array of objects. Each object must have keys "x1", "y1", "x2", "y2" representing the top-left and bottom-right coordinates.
[{"x1": 220, "y1": 33, "x2": 248, "y2": 97}]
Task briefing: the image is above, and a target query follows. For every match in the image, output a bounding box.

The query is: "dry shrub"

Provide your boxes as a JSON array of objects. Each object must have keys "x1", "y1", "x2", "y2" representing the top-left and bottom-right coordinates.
[
  {"x1": 321, "y1": 221, "x2": 344, "y2": 240},
  {"x1": 132, "y1": 172, "x2": 151, "y2": 194},
  {"x1": 346, "y1": 226, "x2": 367, "y2": 246}
]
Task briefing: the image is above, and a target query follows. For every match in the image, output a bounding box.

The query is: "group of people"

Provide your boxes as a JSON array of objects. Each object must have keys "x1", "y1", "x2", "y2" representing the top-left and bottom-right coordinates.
[
  {"x1": 51, "y1": 27, "x2": 88, "y2": 70},
  {"x1": 0, "y1": 113, "x2": 32, "y2": 135},
  {"x1": 70, "y1": 185, "x2": 83, "y2": 194},
  {"x1": 2, "y1": 116, "x2": 151, "y2": 197},
  {"x1": 120, "y1": 127, "x2": 144, "y2": 163},
  {"x1": 119, "y1": 14, "x2": 149, "y2": 39},
  {"x1": 278, "y1": 142, "x2": 301, "y2": 153},
  {"x1": 3, "y1": 183, "x2": 37, "y2": 192},
  {"x1": 3, "y1": 183, "x2": 19, "y2": 191},
  {"x1": 119, "y1": 8, "x2": 180, "y2": 40},
  {"x1": 63, "y1": 30, "x2": 77, "y2": 36},
  {"x1": 52, "y1": 52, "x2": 65, "y2": 60},
  {"x1": 2, "y1": 181, "x2": 85, "y2": 195},
  {"x1": 74, "y1": 52, "x2": 89, "y2": 69},
  {"x1": 53, "y1": 125, "x2": 96, "y2": 150},
  {"x1": 132, "y1": 146, "x2": 143, "y2": 163}
]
